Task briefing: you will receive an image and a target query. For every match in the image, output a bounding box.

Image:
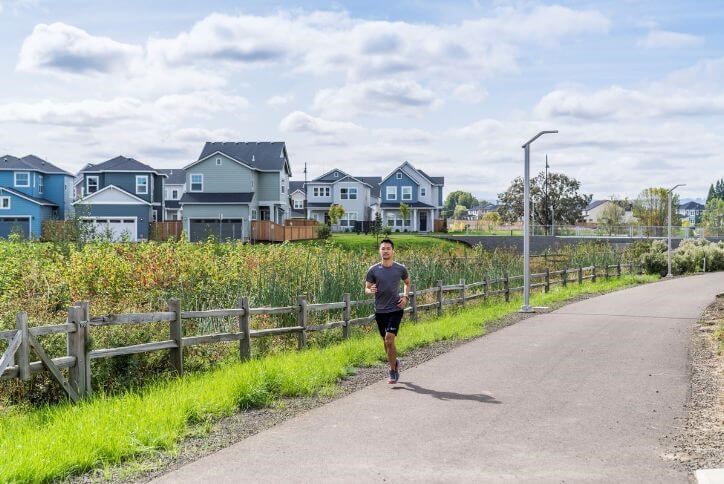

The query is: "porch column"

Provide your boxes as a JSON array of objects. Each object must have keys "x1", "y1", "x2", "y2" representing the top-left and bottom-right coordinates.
[{"x1": 412, "y1": 208, "x2": 417, "y2": 232}]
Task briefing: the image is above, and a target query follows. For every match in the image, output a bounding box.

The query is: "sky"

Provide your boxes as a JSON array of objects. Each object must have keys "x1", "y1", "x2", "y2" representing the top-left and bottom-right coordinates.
[{"x1": 0, "y1": 0, "x2": 722, "y2": 203}]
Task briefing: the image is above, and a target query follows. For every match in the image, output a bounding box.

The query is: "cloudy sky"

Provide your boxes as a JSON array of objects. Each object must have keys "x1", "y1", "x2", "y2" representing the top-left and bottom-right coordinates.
[{"x1": 0, "y1": 0, "x2": 722, "y2": 202}]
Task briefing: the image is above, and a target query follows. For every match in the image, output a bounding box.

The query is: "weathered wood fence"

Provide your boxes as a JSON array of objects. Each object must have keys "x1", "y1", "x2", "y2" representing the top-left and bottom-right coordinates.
[{"x1": 0, "y1": 263, "x2": 638, "y2": 402}]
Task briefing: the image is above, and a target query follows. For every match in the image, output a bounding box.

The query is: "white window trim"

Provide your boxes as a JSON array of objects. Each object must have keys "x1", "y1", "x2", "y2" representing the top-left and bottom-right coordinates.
[
  {"x1": 294, "y1": 199, "x2": 304, "y2": 209},
  {"x1": 0, "y1": 196, "x2": 10, "y2": 209},
  {"x1": 38, "y1": 174, "x2": 44, "y2": 194},
  {"x1": 334, "y1": 171, "x2": 339, "y2": 177},
  {"x1": 420, "y1": 187, "x2": 426, "y2": 197},
  {"x1": 251, "y1": 209, "x2": 258, "y2": 220},
  {"x1": 189, "y1": 173, "x2": 204, "y2": 192},
  {"x1": 86, "y1": 175, "x2": 99, "y2": 194},
  {"x1": 216, "y1": 157, "x2": 222, "y2": 166},
  {"x1": 386, "y1": 186, "x2": 397, "y2": 200},
  {"x1": 396, "y1": 172, "x2": 403, "y2": 179},
  {"x1": 135, "y1": 175, "x2": 149, "y2": 195},
  {"x1": 401, "y1": 186, "x2": 412, "y2": 201},
  {"x1": 14, "y1": 172, "x2": 30, "y2": 188},
  {"x1": 171, "y1": 189, "x2": 179, "y2": 200}
]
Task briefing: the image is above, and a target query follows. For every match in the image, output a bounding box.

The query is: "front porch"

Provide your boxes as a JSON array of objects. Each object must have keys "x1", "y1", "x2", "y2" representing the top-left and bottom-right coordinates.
[{"x1": 380, "y1": 207, "x2": 435, "y2": 233}]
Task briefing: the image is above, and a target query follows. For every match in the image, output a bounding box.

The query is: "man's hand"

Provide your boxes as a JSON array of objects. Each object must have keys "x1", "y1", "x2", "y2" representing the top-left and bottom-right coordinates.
[
  {"x1": 397, "y1": 295, "x2": 407, "y2": 308},
  {"x1": 367, "y1": 283, "x2": 377, "y2": 295}
]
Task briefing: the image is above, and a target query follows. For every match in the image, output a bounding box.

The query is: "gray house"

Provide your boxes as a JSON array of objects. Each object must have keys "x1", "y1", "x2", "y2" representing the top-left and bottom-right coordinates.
[
  {"x1": 158, "y1": 168, "x2": 186, "y2": 220},
  {"x1": 305, "y1": 169, "x2": 381, "y2": 231},
  {"x1": 377, "y1": 161, "x2": 444, "y2": 232},
  {"x1": 74, "y1": 156, "x2": 166, "y2": 241},
  {"x1": 180, "y1": 142, "x2": 292, "y2": 241},
  {"x1": 289, "y1": 181, "x2": 306, "y2": 218}
]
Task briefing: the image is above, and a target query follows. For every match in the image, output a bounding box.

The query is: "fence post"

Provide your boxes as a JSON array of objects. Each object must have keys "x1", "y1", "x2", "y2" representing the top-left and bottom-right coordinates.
[
  {"x1": 578, "y1": 266, "x2": 583, "y2": 285},
  {"x1": 544, "y1": 268, "x2": 550, "y2": 293},
  {"x1": 16, "y1": 312, "x2": 30, "y2": 381},
  {"x1": 297, "y1": 295, "x2": 308, "y2": 350},
  {"x1": 409, "y1": 285, "x2": 417, "y2": 322},
  {"x1": 342, "y1": 293, "x2": 351, "y2": 338},
  {"x1": 436, "y1": 280, "x2": 443, "y2": 317},
  {"x1": 562, "y1": 268, "x2": 567, "y2": 287},
  {"x1": 605, "y1": 264, "x2": 609, "y2": 280},
  {"x1": 504, "y1": 272, "x2": 510, "y2": 302},
  {"x1": 78, "y1": 301, "x2": 92, "y2": 396},
  {"x1": 67, "y1": 305, "x2": 87, "y2": 397},
  {"x1": 167, "y1": 298, "x2": 183, "y2": 376},
  {"x1": 460, "y1": 278, "x2": 466, "y2": 307},
  {"x1": 617, "y1": 263, "x2": 621, "y2": 277},
  {"x1": 703, "y1": 256, "x2": 707, "y2": 272},
  {"x1": 483, "y1": 276, "x2": 488, "y2": 302},
  {"x1": 592, "y1": 266, "x2": 597, "y2": 283},
  {"x1": 239, "y1": 296, "x2": 251, "y2": 360}
]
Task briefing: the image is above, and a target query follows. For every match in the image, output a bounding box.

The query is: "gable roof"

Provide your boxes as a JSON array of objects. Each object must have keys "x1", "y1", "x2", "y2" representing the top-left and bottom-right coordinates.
[
  {"x1": 0, "y1": 186, "x2": 58, "y2": 206},
  {"x1": 416, "y1": 168, "x2": 444, "y2": 185},
  {"x1": 289, "y1": 181, "x2": 306, "y2": 194},
  {"x1": 72, "y1": 185, "x2": 152, "y2": 205},
  {"x1": 180, "y1": 192, "x2": 254, "y2": 204},
  {"x1": 80, "y1": 156, "x2": 164, "y2": 175},
  {"x1": 585, "y1": 200, "x2": 609, "y2": 211},
  {"x1": 357, "y1": 176, "x2": 382, "y2": 198},
  {"x1": 195, "y1": 142, "x2": 291, "y2": 174},
  {"x1": 679, "y1": 201, "x2": 705, "y2": 210},
  {"x1": 0, "y1": 154, "x2": 72, "y2": 176},
  {"x1": 380, "y1": 161, "x2": 426, "y2": 186},
  {"x1": 313, "y1": 168, "x2": 350, "y2": 182},
  {"x1": 158, "y1": 168, "x2": 186, "y2": 185}
]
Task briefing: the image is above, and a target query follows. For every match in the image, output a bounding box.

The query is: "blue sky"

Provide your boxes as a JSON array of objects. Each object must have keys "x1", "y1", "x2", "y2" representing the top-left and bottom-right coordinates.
[{"x1": 0, "y1": 0, "x2": 722, "y2": 202}]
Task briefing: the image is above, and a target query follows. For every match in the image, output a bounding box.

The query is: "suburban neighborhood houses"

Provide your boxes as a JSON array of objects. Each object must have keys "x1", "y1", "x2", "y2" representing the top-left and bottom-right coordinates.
[{"x1": 0, "y1": 144, "x2": 446, "y2": 241}]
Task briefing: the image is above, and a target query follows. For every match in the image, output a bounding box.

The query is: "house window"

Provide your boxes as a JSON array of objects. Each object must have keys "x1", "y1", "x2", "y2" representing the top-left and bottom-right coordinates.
[
  {"x1": 190, "y1": 174, "x2": 203, "y2": 192},
  {"x1": 334, "y1": 171, "x2": 339, "y2": 177},
  {"x1": 251, "y1": 209, "x2": 258, "y2": 220},
  {"x1": 340, "y1": 212, "x2": 357, "y2": 227},
  {"x1": 216, "y1": 158, "x2": 222, "y2": 166},
  {"x1": 172, "y1": 189, "x2": 179, "y2": 200},
  {"x1": 401, "y1": 186, "x2": 412, "y2": 201},
  {"x1": 86, "y1": 176, "x2": 99, "y2": 194},
  {"x1": 294, "y1": 199, "x2": 304, "y2": 209},
  {"x1": 420, "y1": 187, "x2": 426, "y2": 197},
  {"x1": 136, "y1": 175, "x2": 149, "y2": 195},
  {"x1": 386, "y1": 186, "x2": 397, "y2": 200},
  {"x1": 0, "y1": 196, "x2": 10, "y2": 209},
  {"x1": 152, "y1": 210, "x2": 158, "y2": 222},
  {"x1": 313, "y1": 186, "x2": 330, "y2": 197},
  {"x1": 386, "y1": 213, "x2": 395, "y2": 226},
  {"x1": 281, "y1": 179, "x2": 285, "y2": 194},
  {"x1": 38, "y1": 175, "x2": 44, "y2": 194},
  {"x1": 14, "y1": 172, "x2": 30, "y2": 187},
  {"x1": 341, "y1": 187, "x2": 358, "y2": 200},
  {"x1": 396, "y1": 172, "x2": 402, "y2": 179}
]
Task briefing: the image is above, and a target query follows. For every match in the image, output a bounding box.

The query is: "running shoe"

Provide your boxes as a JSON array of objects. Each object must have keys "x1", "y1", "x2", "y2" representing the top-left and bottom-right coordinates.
[{"x1": 387, "y1": 368, "x2": 396, "y2": 384}]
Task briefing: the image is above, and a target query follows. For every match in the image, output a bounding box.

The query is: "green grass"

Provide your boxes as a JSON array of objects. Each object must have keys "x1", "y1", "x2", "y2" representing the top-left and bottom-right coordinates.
[
  {"x1": 0, "y1": 274, "x2": 657, "y2": 482},
  {"x1": 314, "y1": 233, "x2": 464, "y2": 252}
]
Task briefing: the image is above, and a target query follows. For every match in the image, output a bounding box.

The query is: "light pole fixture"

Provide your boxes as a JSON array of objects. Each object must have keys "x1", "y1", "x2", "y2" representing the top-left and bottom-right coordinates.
[
  {"x1": 521, "y1": 130, "x2": 558, "y2": 313},
  {"x1": 667, "y1": 183, "x2": 685, "y2": 278}
]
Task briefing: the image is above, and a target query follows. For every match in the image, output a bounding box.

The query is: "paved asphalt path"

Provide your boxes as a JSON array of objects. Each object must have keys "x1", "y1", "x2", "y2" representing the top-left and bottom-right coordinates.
[{"x1": 155, "y1": 273, "x2": 724, "y2": 483}]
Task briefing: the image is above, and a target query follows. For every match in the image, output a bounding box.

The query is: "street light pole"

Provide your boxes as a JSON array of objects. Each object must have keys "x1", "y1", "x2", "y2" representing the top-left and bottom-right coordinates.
[
  {"x1": 521, "y1": 130, "x2": 558, "y2": 313},
  {"x1": 667, "y1": 183, "x2": 685, "y2": 278}
]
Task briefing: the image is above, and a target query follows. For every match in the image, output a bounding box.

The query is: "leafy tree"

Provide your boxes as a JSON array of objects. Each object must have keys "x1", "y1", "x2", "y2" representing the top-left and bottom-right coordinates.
[
  {"x1": 633, "y1": 187, "x2": 680, "y2": 230},
  {"x1": 599, "y1": 200, "x2": 625, "y2": 235},
  {"x1": 328, "y1": 204, "x2": 345, "y2": 226},
  {"x1": 443, "y1": 191, "x2": 478, "y2": 218},
  {"x1": 453, "y1": 204, "x2": 468, "y2": 219},
  {"x1": 701, "y1": 198, "x2": 724, "y2": 232},
  {"x1": 399, "y1": 203, "x2": 410, "y2": 231},
  {"x1": 497, "y1": 172, "x2": 591, "y2": 225},
  {"x1": 481, "y1": 211, "x2": 501, "y2": 232}
]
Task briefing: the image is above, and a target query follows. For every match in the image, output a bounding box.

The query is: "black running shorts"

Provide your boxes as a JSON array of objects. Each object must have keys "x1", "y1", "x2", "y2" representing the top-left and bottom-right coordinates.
[{"x1": 376, "y1": 310, "x2": 404, "y2": 337}]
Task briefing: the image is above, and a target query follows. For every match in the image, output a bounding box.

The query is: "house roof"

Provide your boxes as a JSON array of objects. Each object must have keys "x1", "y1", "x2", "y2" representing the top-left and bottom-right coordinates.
[
  {"x1": 289, "y1": 181, "x2": 306, "y2": 194},
  {"x1": 158, "y1": 169, "x2": 186, "y2": 185},
  {"x1": 0, "y1": 186, "x2": 58, "y2": 206},
  {"x1": 307, "y1": 202, "x2": 332, "y2": 208},
  {"x1": 585, "y1": 200, "x2": 608, "y2": 211},
  {"x1": 180, "y1": 192, "x2": 254, "y2": 204},
  {"x1": 357, "y1": 176, "x2": 382, "y2": 198},
  {"x1": 416, "y1": 168, "x2": 444, "y2": 185},
  {"x1": 680, "y1": 201, "x2": 705, "y2": 210},
  {"x1": 380, "y1": 201, "x2": 434, "y2": 208},
  {"x1": 313, "y1": 168, "x2": 350, "y2": 182},
  {"x1": 80, "y1": 156, "x2": 164, "y2": 175},
  {"x1": 165, "y1": 200, "x2": 181, "y2": 209},
  {"x1": 0, "y1": 154, "x2": 72, "y2": 176},
  {"x1": 290, "y1": 209, "x2": 307, "y2": 218},
  {"x1": 197, "y1": 142, "x2": 290, "y2": 173}
]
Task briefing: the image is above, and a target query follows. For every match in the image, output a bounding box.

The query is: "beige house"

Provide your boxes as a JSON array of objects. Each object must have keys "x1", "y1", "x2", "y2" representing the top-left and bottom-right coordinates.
[{"x1": 583, "y1": 200, "x2": 635, "y2": 223}]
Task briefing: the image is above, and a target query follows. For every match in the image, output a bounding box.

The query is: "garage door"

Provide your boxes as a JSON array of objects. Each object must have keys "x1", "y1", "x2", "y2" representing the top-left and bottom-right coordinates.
[
  {"x1": 189, "y1": 219, "x2": 243, "y2": 242},
  {"x1": 0, "y1": 217, "x2": 30, "y2": 239},
  {"x1": 83, "y1": 218, "x2": 137, "y2": 242}
]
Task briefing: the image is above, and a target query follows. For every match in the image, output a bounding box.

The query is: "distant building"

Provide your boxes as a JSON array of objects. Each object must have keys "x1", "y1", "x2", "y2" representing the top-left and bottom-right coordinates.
[
  {"x1": 678, "y1": 201, "x2": 705, "y2": 226},
  {"x1": 583, "y1": 200, "x2": 635, "y2": 223}
]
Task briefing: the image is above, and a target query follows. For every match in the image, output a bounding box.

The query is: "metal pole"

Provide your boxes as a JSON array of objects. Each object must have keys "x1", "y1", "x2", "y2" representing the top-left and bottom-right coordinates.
[
  {"x1": 522, "y1": 143, "x2": 532, "y2": 312},
  {"x1": 667, "y1": 190, "x2": 672, "y2": 277}
]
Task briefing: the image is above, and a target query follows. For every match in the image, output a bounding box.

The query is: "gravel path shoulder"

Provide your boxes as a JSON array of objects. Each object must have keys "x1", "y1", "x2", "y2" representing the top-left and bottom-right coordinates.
[{"x1": 663, "y1": 292, "x2": 724, "y2": 477}]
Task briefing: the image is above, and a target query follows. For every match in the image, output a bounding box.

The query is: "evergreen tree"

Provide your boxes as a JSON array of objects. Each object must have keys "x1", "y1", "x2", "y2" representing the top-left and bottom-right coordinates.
[{"x1": 707, "y1": 184, "x2": 715, "y2": 203}]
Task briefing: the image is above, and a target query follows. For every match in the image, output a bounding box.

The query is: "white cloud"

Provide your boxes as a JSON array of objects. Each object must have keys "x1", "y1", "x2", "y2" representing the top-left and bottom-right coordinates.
[
  {"x1": 313, "y1": 79, "x2": 440, "y2": 118},
  {"x1": 17, "y1": 22, "x2": 143, "y2": 75},
  {"x1": 452, "y1": 83, "x2": 488, "y2": 103},
  {"x1": 279, "y1": 111, "x2": 362, "y2": 139},
  {"x1": 638, "y1": 30, "x2": 703, "y2": 49},
  {"x1": 267, "y1": 95, "x2": 294, "y2": 107}
]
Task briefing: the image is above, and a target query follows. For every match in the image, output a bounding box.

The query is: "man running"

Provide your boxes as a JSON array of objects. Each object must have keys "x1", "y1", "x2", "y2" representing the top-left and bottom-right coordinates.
[{"x1": 365, "y1": 238, "x2": 411, "y2": 384}]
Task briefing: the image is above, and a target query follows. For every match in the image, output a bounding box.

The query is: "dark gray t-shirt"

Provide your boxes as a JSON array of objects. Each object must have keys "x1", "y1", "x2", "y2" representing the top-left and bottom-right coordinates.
[{"x1": 366, "y1": 262, "x2": 409, "y2": 313}]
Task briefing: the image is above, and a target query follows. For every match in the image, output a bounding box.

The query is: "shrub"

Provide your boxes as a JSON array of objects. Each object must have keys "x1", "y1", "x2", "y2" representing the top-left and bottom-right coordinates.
[
  {"x1": 317, "y1": 224, "x2": 331, "y2": 239},
  {"x1": 673, "y1": 238, "x2": 724, "y2": 273},
  {"x1": 640, "y1": 240, "x2": 667, "y2": 276}
]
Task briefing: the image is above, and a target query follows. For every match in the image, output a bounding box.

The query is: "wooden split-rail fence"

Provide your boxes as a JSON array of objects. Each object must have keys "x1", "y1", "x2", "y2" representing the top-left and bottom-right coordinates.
[{"x1": 0, "y1": 263, "x2": 639, "y2": 402}]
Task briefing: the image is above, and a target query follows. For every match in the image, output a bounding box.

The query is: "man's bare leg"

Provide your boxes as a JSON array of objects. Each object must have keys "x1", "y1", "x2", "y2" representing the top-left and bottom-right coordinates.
[{"x1": 384, "y1": 332, "x2": 397, "y2": 370}]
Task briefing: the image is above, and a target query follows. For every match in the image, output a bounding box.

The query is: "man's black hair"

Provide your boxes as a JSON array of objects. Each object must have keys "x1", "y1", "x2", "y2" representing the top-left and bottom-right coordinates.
[{"x1": 380, "y1": 238, "x2": 394, "y2": 249}]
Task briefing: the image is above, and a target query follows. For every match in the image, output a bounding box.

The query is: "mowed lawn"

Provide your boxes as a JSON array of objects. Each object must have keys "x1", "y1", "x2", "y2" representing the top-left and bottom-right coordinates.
[{"x1": 319, "y1": 233, "x2": 465, "y2": 252}]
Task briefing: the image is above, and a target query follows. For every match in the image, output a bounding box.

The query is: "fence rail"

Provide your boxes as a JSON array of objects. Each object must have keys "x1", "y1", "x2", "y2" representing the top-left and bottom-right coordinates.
[{"x1": 0, "y1": 263, "x2": 639, "y2": 402}]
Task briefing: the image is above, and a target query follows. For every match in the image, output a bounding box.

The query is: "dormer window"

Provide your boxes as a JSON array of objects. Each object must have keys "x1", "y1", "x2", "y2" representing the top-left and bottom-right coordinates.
[
  {"x1": 136, "y1": 175, "x2": 149, "y2": 195},
  {"x1": 14, "y1": 172, "x2": 30, "y2": 187},
  {"x1": 216, "y1": 158, "x2": 222, "y2": 166},
  {"x1": 396, "y1": 172, "x2": 402, "y2": 180}
]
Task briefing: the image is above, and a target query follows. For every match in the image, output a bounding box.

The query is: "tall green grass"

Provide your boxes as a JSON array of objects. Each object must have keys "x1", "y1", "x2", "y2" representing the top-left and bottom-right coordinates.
[{"x1": 0, "y1": 274, "x2": 656, "y2": 483}]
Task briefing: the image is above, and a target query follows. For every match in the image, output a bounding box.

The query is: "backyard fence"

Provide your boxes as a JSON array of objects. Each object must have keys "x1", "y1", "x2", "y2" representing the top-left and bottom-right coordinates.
[
  {"x1": 251, "y1": 220, "x2": 319, "y2": 242},
  {"x1": 150, "y1": 221, "x2": 183, "y2": 241},
  {"x1": 0, "y1": 263, "x2": 639, "y2": 403}
]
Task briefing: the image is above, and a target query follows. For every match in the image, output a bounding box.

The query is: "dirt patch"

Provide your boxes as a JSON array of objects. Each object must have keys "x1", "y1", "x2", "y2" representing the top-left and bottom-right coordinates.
[
  {"x1": 68, "y1": 289, "x2": 639, "y2": 483},
  {"x1": 663, "y1": 293, "x2": 724, "y2": 477}
]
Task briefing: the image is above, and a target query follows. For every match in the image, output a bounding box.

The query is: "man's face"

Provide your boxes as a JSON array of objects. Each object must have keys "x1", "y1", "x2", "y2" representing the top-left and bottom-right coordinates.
[{"x1": 379, "y1": 242, "x2": 393, "y2": 260}]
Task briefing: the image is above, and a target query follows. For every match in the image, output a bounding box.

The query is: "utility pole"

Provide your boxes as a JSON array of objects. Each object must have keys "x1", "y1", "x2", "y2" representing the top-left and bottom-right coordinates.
[{"x1": 545, "y1": 154, "x2": 549, "y2": 234}]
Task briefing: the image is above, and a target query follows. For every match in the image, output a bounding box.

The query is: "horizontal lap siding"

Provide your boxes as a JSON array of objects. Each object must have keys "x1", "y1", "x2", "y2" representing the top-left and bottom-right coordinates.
[{"x1": 188, "y1": 154, "x2": 254, "y2": 193}]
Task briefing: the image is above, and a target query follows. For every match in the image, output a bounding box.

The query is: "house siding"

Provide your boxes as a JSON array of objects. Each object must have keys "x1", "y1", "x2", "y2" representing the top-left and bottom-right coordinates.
[
  {"x1": 182, "y1": 204, "x2": 250, "y2": 239},
  {"x1": 258, "y1": 172, "x2": 280, "y2": 201},
  {"x1": 0, "y1": 191, "x2": 51, "y2": 238},
  {"x1": 102, "y1": 172, "x2": 155, "y2": 203},
  {"x1": 332, "y1": 180, "x2": 369, "y2": 222},
  {"x1": 187, "y1": 153, "x2": 254, "y2": 193},
  {"x1": 44, "y1": 174, "x2": 73, "y2": 218},
  {"x1": 380, "y1": 171, "x2": 419, "y2": 203}
]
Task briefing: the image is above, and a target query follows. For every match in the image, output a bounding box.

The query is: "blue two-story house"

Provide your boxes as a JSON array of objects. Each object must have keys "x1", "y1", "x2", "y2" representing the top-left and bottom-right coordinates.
[
  {"x1": 0, "y1": 154, "x2": 74, "y2": 238},
  {"x1": 376, "y1": 161, "x2": 444, "y2": 232},
  {"x1": 73, "y1": 156, "x2": 166, "y2": 241}
]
